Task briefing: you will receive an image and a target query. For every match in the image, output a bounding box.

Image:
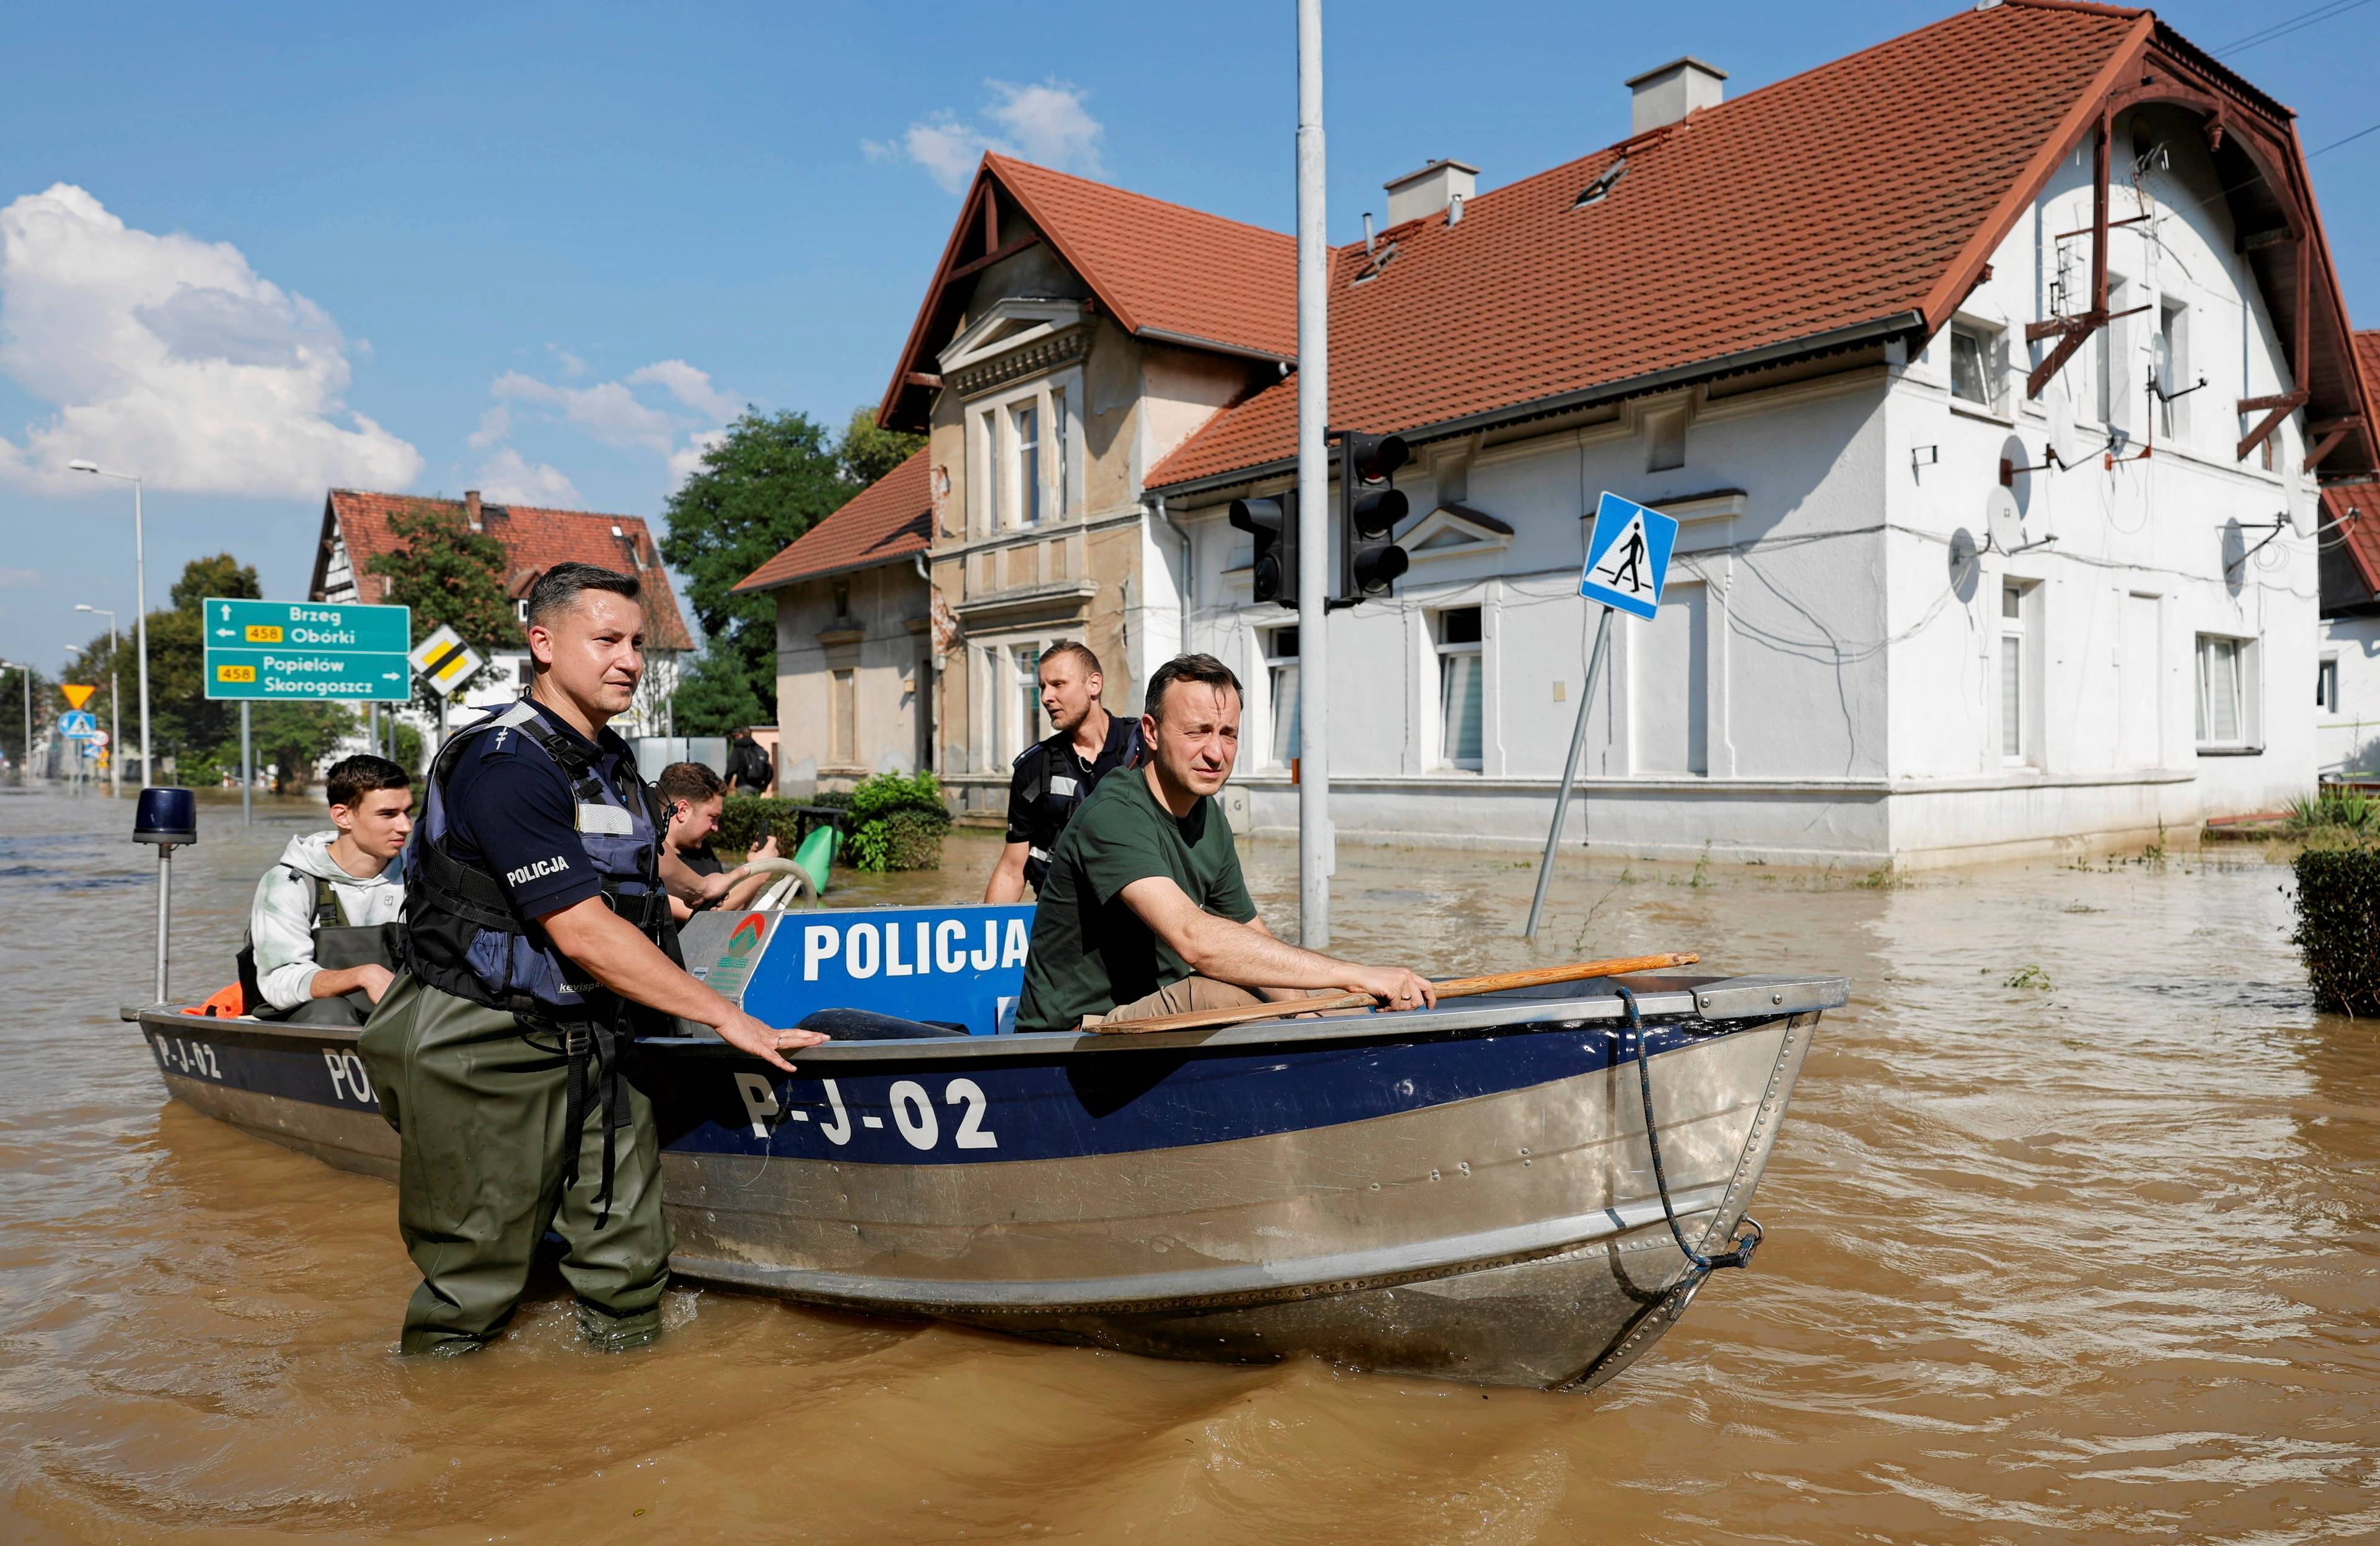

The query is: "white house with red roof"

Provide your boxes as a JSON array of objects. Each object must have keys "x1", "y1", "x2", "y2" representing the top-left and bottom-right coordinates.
[
  {"x1": 2315, "y1": 331, "x2": 2380, "y2": 775},
  {"x1": 311, "y1": 487, "x2": 695, "y2": 738},
  {"x1": 730, "y1": 450, "x2": 936, "y2": 781},
  {"x1": 757, "y1": 0, "x2": 2373, "y2": 864}
]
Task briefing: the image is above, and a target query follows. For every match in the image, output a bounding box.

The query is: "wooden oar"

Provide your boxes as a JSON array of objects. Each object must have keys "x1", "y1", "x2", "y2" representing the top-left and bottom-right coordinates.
[{"x1": 1079, "y1": 951, "x2": 1699, "y2": 1036}]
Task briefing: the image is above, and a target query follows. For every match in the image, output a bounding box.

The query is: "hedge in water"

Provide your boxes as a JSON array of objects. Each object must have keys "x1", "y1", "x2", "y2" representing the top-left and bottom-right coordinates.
[
  {"x1": 716, "y1": 773, "x2": 950, "y2": 872},
  {"x1": 2292, "y1": 847, "x2": 2380, "y2": 1016}
]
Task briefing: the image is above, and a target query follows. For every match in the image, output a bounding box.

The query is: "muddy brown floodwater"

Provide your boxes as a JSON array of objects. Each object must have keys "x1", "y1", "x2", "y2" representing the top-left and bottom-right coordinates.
[{"x1": 3, "y1": 784, "x2": 2376, "y2": 1544}]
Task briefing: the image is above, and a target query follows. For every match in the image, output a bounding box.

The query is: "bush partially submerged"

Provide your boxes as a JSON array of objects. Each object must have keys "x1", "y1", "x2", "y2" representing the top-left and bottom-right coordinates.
[
  {"x1": 2292, "y1": 847, "x2": 2380, "y2": 1017},
  {"x1": 714, "y1": 775, "x2": 949, "y2": 872},
  {"x1": 2288, "y1": 786, "x2": 2378, "y2": 834}
]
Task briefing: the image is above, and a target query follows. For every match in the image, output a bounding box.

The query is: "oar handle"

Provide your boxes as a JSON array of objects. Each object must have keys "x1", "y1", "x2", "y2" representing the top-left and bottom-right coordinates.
[
  {"x1": 1432, "y1": 952, "x2": 1699, "y2": 999},
  {"x1": 1077, "y1": 952, "x2": 1698, "y2": 1036}
]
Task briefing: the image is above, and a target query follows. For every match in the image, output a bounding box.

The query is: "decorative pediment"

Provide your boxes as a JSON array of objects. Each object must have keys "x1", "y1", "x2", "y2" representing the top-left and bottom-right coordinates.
[
  {"x1": 940, "y1": 297, "x2": 1091, "y2": 395},
  {"x1": 1402, "y1": 502, "x2": 1514, "y2": 563}
]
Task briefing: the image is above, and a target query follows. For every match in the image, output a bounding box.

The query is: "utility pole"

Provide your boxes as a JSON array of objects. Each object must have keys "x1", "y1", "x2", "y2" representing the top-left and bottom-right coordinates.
[{"x1": 1295, "y1": 0, "x2": 1332, "y2": 949}]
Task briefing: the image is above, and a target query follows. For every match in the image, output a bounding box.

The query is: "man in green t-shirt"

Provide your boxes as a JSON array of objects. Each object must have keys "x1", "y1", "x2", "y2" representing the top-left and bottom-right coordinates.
[{"x1": 1015, "y1": 653, "x2": 1437, "y2": 1033}]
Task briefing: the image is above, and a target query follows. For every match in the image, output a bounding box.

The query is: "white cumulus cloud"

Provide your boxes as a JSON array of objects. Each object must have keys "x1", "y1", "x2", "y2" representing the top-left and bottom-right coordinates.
[
  {"x1": 0, "y1": 184, "x2": 421, "y2": 496},
  {"x1": 473, "y1": 446, "x2": 583, "y2": 507},
  {"x1": 866, "y1": 79, "x2": 1105, "y2": 193},
  {"x1": 474, "y1": 356, "x2": 741, "y2": 495}
]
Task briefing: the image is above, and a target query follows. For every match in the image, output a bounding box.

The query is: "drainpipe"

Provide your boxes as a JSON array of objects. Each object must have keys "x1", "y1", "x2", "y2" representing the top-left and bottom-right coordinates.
[
  {"x1": 914, "y1": 551, "x2": 935, "y2": 775},
  {"x1": 1153, "y1": 493, "x2": 1194, "y2": 654}
]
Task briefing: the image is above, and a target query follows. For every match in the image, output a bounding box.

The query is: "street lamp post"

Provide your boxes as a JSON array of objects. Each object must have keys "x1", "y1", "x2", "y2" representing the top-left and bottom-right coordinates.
[
  {"x1": 74, "y1": 604, "x2": 120, "y2": 797},
  {"x1": 68, "y1": 463, "x2": 151, "y2": 788}
]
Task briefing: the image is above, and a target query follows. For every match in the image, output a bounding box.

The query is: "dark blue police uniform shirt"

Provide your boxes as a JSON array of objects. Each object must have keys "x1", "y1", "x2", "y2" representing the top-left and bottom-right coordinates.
[{"x1": 443, "y1": 699, "x2": 637, "y2": 920}]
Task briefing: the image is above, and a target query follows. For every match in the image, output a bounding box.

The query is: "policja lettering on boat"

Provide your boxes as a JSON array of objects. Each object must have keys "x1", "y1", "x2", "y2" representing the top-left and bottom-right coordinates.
[{"x1": 354, "y1": 565, "x2": 822, "y2": 1358}]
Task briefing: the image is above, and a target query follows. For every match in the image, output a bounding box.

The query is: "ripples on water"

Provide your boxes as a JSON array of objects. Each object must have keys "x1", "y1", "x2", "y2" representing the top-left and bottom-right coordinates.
[{"x1": 2, "y1": 788, "x2": 2375, "y2": 1543}]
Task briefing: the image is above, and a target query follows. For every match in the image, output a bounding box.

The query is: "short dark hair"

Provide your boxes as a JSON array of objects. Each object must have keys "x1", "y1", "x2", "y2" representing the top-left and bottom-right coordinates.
[
  {"x1": 325, "y1": 754, "x2": 410, "y2": 810},
  {"x1": 1143, "y1": 653, "x2": 1242, "y2": 721},
  {"x1": 656, "y1": 760, "x2": 725, "y2": 806},
  {"x1": 526, "y1": 563, "x2": 640, "y2": 631},
  {"x1": 1039, "y1": 639, "x2": 1102, "y2": 677}
]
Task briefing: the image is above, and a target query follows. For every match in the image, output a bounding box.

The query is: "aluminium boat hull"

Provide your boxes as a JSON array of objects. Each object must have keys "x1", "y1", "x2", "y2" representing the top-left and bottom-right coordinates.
[{"x1": 132, "y1": 970, "x2": 1833, "y2": 1390}]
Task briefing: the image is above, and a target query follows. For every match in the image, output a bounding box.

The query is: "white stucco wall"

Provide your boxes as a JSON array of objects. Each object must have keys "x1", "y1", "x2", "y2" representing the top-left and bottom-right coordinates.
[
  {"x1": 2319, "y1": 615, "x2": 2380, "y2": 776},
  {"x1": 1144, "y1": 105, "x2": 2321, "y2": 864}
]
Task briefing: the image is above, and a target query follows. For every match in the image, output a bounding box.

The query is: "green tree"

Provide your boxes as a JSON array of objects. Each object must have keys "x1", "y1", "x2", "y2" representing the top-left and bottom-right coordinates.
[
  {"x1": 247, "y1": 701, "x2": 358, "y2": 794},
  {"x1": 366, "y1": 501, "x2": 523, "y2": 713},
  {"x1": 170, "y1": 553, "x2": 262, "y2": 612},
  {"x1": 670, "y1": 649, "x2": 767, "y2": 736},
  {"x1": 837, "y1": 405, "x2": 927, "y2": 488},
  {"x1": 661, "y1": 410, "x2": 855, "y2": 723},
  {"x1": 0, "y1": 662, "x2": 51, "y2": 776}
]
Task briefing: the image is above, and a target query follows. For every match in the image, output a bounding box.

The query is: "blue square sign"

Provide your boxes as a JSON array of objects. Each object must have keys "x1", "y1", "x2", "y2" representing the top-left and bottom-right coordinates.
[{"x1": 1579, "y1": 493, "x2": 1678, "y2": 620}]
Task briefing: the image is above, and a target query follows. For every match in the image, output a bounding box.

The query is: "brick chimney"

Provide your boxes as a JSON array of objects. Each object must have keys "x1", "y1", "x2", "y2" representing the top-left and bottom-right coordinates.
[
  {"x1": 1627, "y1": 57, "x2": 1726, "y2": 133},
  {"x1": 464, "y1": 490, "x2": 482, "y2": 532}
]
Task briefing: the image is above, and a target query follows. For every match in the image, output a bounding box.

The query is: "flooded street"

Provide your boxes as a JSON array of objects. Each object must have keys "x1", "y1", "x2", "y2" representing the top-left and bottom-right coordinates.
[{"x1": 3, "y1": 784, "x2": 2376, "y2": 1544}]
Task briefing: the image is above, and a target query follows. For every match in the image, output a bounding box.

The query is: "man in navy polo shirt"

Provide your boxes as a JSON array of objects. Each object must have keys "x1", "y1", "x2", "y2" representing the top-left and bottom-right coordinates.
[{"x1": 360, "y1": 563, "x2": 827, "y2": 1356}]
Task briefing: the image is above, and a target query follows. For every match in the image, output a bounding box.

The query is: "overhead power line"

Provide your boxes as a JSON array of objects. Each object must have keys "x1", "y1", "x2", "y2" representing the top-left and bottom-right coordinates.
[{"x1": 2216, "y1": 0, "x2": 2374, "y2": 56}]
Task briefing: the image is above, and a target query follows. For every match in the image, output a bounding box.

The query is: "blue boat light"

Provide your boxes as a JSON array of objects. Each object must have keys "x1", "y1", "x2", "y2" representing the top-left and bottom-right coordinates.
[{"x1": 133, "y1": 786, "x2": 197, "y2": 846}]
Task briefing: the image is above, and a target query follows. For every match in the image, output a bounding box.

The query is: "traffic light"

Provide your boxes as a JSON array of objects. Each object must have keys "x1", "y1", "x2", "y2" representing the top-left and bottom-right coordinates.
[
  {"x1": 1340, "y1": 431, "x2": 1411, "y2": 600},
  {"x1": 1228, "y1": 489, "x2": 1298, "y2": 608}
]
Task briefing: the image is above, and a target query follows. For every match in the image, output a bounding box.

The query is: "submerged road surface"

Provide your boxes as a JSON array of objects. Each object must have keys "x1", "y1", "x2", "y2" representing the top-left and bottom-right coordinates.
[{"x1": 2, "y1": 786, "x2": 2374, "y2": 1542}]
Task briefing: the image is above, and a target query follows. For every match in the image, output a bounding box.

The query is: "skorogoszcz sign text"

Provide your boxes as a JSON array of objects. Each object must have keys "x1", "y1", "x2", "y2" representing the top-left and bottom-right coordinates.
[{"x1": 203, "y1": 598, "x2": 413, "y2": 701}]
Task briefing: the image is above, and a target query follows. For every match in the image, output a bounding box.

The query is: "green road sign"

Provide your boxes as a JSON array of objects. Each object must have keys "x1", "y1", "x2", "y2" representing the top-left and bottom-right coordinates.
[{"x1": 202, "y1": 597, "x2": 413, "y2": 701}]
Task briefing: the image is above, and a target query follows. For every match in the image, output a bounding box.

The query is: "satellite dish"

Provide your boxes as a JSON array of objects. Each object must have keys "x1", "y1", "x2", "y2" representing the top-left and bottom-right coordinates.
[
  {"x1": 2288, "y1": 493, "x2": 2317, "y2": 539},
  {"x1": 1986, "y1": 486, "x2": 2024, "y2": 554},
  {"x1": 2149, "y1": 332, "x2": 2172, "y2": 398},
  {"x1": 2047, "y1": 395, "x2": 2084, "y2": 468},
  {"x1": 1999, "y1": 433, "x2": 2033, "y2": 516}
]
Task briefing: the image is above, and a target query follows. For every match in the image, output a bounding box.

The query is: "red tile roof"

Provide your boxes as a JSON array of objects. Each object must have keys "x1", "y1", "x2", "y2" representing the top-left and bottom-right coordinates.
[
  {"x1": 1152, "y1": 1, "x2": 2153, "y2": 488},
  {"x1": 313, "y1": 490, "x2": 694, "y2": 651},
  {"x1": 881, "y1": 155, "x2": 1296, "y2": 428},
  {"x1": 2327, "y1": 331, "x2": 2380, "y2": 599},
  {"x1": 986, "y1": 154, "x2": 1297, "y2": 360},
  {"x1": 733, "y1": 449, "x2": 932, "y2": 592}
]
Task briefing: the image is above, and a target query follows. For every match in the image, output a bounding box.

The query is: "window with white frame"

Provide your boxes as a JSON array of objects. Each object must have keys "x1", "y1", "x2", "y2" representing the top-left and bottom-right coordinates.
[
  {"x1": 969, "y1": 372, "x2": 1078, "y2": 534},
  {"x1": 1264, "y1": 625, "x2": 1300, "y2": 768},
  {"x1": 2195, "y1": 633, "x2": 2255, "y2": 749},
  {"x1": 1435, "y1": 607, "x2": 1484, "y2": 771},
  {"x1": 2156, "y1": 299, "x2": 2189, "y2": 439},
  {"x1": 1949, "y1": 320, "x2": 2001, "y2": 411},
  {"x1": 1013, "y1": 643, "x2": 1043, "y2": 753},
  {"x1": 2000, "y1": 582, "x2": 2027, "y2": 763},
  {"x1": 2317, "y1": 654, "x2": 2340, "y2": 713}
]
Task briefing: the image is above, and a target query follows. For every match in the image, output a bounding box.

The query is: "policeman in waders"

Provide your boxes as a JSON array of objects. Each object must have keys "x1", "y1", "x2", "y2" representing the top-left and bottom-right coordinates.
[
  {"x1": 358, "y1": 563, "x2": 826, "y2": 1356},
  {"x1": 984, "y1": 640, "x2": 1139, "y2": 903}
]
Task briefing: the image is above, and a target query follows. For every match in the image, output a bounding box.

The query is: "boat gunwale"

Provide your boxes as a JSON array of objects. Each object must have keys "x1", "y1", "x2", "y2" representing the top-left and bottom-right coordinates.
[{"x1": 126, "y1": 972, "x2": 1844, "y2": 1062}]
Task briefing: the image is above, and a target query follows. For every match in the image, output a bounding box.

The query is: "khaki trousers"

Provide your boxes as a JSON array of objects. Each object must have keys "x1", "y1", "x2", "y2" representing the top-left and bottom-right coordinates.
[{"x1": 1098, "y1": 978, "x2": 1354, "y2": 1026}]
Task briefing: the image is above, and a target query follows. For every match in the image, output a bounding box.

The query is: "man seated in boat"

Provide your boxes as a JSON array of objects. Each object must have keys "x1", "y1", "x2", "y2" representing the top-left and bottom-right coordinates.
[
  {"x1": 357, "y1": 562, "x2": 824, "y2": 1358},
  {"x1": 237, "y1": 753, "x2": 411, "y2": 1026},
  {"x1": 984, "y1": 639, "x2": 1139, "y2": 903},
  {"x1": 1015, "y1": 652, "x2": 1437, "y2": 1032},
  {"x1": 654, "y1": 760, "x2": 780, "y2": 921}
]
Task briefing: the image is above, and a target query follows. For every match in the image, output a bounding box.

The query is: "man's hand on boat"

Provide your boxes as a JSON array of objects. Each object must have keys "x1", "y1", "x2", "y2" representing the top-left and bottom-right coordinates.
[
  {"x1": 1118, "y1": 877, "x2": 1440, "y2": 1012},
  {"x1": 540, "y1": 892, "x2": 829, "y2": 1073}
]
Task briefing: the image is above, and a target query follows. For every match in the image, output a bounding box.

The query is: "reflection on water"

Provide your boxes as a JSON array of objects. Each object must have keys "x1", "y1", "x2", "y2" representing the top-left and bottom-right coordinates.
[{"x1": 3, "y1": 787, "x2": 2375, "y2": 1543}]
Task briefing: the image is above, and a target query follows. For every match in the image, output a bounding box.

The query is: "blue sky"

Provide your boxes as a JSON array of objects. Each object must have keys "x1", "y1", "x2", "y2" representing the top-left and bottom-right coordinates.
[{"x1": 2, "y1": 0, "x2": 2375, "y2": 676}]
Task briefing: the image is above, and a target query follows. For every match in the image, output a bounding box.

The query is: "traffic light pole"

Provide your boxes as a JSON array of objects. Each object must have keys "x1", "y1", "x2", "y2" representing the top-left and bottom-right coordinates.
[{"x1": 1295, "y1": 0, "x2": 1332, "y2": 949}]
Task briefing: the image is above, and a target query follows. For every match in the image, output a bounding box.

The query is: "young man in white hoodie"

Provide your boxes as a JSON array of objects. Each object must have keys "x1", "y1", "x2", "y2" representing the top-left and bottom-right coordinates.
[{"x1": 243, "y1": 753, "x2": 412, "y2": 1025}]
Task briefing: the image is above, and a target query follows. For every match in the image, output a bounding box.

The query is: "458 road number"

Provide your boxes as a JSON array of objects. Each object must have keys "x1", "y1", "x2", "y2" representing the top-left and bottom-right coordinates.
[{"x1": 734, "y1": 1074, "x2": 997, "y2": 1152}]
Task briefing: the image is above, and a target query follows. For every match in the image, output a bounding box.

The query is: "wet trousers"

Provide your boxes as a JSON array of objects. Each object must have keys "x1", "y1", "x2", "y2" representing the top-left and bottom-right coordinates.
[{"x1": 356, "y1": 973, "x2": 672, "y2": 1356}]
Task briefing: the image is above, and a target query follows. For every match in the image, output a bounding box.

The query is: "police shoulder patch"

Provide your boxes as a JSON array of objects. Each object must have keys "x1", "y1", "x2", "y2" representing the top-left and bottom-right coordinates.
[{"x1": 1011, "y1": 740, "x2": 1046, "y2": 770}]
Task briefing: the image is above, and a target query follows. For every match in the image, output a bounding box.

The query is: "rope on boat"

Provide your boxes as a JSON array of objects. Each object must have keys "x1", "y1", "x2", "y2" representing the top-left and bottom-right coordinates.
[{"x1": 1615, "y1": 985, "x2": 1761, "y2": 1283}]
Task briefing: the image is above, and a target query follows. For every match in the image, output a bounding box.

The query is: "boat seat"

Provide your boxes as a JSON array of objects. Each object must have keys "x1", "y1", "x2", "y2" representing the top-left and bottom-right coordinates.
[{"x1": 796, "y1": 1008, "x2": 969, "y2": 1041}]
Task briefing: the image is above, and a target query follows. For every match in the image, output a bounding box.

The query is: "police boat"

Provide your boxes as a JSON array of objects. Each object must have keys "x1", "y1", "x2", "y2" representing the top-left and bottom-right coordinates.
[{"x1": 126, "y1": 804, "x2": 1841, "y2": 1390}]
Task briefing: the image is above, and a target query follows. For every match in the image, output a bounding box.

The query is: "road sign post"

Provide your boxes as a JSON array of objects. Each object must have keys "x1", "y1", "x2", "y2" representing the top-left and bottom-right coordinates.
[
  {"x1": 240, "y1": 700, "x2": 252, "y2": 825},
  {"x1": 201, "y1": 597, "x2": 412, "y2": 703},
  {"x1": 1523, "y1": 494, "x2": 1683, "y2": 938}
]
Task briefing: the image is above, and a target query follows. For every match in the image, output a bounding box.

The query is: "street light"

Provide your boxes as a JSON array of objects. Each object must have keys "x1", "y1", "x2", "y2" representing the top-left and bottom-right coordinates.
[
  {"x1": 68, "y1": 461, "x2": 151, "y2": 787},
  {"x1": 74, "y1": 603, "x2": 121, "y2": 796}
]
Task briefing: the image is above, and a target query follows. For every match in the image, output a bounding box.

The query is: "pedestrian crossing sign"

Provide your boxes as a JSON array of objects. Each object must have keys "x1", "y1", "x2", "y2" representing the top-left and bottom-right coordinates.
[{"x1": 1579, "y1": 492, "x2": 1678, "y2": 620}]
